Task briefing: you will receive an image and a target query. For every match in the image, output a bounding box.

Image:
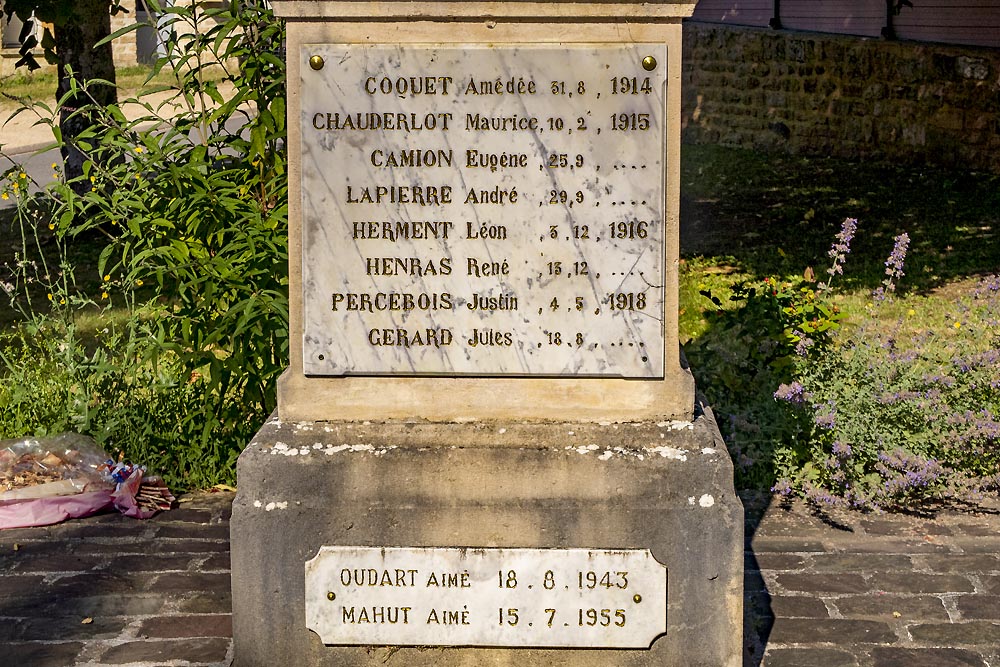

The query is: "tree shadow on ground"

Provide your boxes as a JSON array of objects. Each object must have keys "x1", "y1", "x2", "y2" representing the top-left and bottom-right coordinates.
[{"x1": 680, "y1": 144, "x2": 1000, "y2": 293}]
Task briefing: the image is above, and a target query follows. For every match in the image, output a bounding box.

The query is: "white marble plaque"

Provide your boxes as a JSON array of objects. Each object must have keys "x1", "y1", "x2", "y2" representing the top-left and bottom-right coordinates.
[
  {"x1": 304, "y1": 546, "x2": 668, "y2": 648},
  {"x1": 300, "y1": 44, "x2": 667, "y2": 376}
]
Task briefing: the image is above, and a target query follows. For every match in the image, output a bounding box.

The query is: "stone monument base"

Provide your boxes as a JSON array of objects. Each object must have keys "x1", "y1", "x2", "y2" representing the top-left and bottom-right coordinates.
[{"x1": 231, "y1": 403, "x2": 743, "y2": 667}]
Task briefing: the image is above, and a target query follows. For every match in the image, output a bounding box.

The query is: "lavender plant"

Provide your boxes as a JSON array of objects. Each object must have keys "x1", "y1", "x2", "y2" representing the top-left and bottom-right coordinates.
[
  {"x1": 693, "y1": 214, "x2": 999, "y2": 509},
  {"x1": 771, "y1": 232, "x2": 1000, "y2": 509}
]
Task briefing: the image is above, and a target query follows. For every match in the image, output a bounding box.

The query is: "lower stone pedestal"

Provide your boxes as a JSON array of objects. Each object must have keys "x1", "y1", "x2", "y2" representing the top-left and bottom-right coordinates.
[{"x1": 231, "y1": 404, "x2": 743, "y2": 666}]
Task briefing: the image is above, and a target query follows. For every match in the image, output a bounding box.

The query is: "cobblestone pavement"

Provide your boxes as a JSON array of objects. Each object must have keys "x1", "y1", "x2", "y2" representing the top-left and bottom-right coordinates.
[
  {"x1": 744, "y1": 493, "x2": 1000, "y2": 667},
  {"x1": 1, "y1": 490, "x2": 997, "y2": 666}
]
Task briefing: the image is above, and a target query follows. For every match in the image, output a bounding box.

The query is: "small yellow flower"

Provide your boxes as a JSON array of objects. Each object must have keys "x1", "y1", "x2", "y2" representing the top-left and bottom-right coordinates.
[
  {"x1": 51, "y1": 163, "x2": 58, "y2": 170},
  {"x1": 11, "y1": 182, "x2": 18, "y2": 191},
  {"x1": 135, "y1": 146, "x2": 144, "y2": 153},
  {"x1": 59, "y1": 298, "x2": 65, "y2": 305},
  {"x1": 954, "y1": 321, "x2": 962, "y2": 328},
  {"x1": 48, "y1": 224, "x2": 55, "y2": 230},
  {"x1": 90, "y1": 176, "x2": 96, "y2": 183},
  {"x1": 47, "y1": 293, "x2": 53, "y2": 301},
  {"x1": 1, "y1": 193, "x2": 8, "y2": 201},
  {"x1": 101, "y1": 291, "x2": 109, "y2": 300},
  {"x1": 907, "y1": 309, "x2": 916, "y2": 316},
  {"x1": 103, "y1": 274, "x2": 111, "y2": 282},
  {"x1": 136, "y1": 279, "x2": 144, "y2": 287}
]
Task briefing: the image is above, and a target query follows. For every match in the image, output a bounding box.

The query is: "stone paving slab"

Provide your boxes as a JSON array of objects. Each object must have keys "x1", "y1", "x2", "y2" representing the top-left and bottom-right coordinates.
[{"x1": 1, "y1": 489, "x2": 998, "y2": 666}]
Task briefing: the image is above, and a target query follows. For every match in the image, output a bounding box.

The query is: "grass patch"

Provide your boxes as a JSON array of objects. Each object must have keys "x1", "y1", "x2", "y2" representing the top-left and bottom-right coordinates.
[{"x1": 0, "y1": 64, "x2": 226, "y2": 116}]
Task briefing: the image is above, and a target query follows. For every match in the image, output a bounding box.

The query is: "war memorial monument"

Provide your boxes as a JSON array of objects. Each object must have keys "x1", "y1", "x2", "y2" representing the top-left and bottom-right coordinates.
[{"x1": 231, "y1": 1, "x2": 743, "y2": 664}]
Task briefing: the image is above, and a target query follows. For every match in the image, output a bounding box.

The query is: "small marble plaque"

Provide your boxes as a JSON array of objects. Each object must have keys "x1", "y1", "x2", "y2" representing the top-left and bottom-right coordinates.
[
  {"x1": 300, "y1": 44, "x2": 667, "y2": 377},
  {"x1": 304, "y1": 546, "x2": 668, "y2": 648}
]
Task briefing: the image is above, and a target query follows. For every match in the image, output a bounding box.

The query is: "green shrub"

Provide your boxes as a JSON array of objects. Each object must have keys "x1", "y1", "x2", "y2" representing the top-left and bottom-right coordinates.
[{"x1": 0, "y1": 1, "x2": 287, "y2": 488}]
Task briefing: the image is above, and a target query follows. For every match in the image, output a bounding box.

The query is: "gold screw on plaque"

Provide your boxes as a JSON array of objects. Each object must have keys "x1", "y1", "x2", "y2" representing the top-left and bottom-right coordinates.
[
  {"x1": 642, "y1": 56, "x2": 657, "y2": 71},
  {"x1": 327, "y1": 591, "x2": 336, "y2": 601},
  {"x1": 310, "y1": 55, "x2": 325, "y2": 71},
  {"x1": 633, "y1": 594, "x2": 642, "y2": 603}
]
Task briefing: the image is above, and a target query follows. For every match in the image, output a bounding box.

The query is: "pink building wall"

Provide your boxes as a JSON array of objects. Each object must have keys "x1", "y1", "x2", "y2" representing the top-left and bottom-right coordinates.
[{"x1": 691, "y1": 0, "x2": 1000, "y2": 48}]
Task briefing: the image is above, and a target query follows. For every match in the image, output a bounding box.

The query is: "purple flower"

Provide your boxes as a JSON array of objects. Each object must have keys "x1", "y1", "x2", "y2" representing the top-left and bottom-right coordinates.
[
  {"x1": 874, "y1": 232, "x2": 910, "y2": 301},
  {"x1": 872, "y1": 232, "x2": 910, "y2": 302},
  {"x1": 973, "y1": 275, "x2": 1000, "y2": 299},
  {"x1": 793, "y1": 329, "x2": 815, "y2": 356},
  {"x1": 832, "y1": 441, "x2": 852, "y2": 458},
  {"x1": 814, "y1": 401, "x2": 837, "y2": 429},
  {"x1": 885, "y1": 233, "x2": 910, "y2": 280},
  {"x1": 774, "y1": 381, "x2": 808, "y2": 404},
  {"x1": 771, "y1": 479, "x2": 793, "y2": 496},
  {"x1": 827, "y1": 217, "x2": 858, "y2": 278}
]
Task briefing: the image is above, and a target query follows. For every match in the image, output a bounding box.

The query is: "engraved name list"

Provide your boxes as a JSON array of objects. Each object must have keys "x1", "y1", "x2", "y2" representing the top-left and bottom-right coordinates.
[{"x1": 299, "y1": 45, "x2": 668, "y2": 377}]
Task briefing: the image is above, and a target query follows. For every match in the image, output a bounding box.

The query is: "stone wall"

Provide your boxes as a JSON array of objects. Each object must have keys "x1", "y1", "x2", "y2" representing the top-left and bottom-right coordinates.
[{"x1": 682, "y1": 23, "x2": 1000, "y2": 172}]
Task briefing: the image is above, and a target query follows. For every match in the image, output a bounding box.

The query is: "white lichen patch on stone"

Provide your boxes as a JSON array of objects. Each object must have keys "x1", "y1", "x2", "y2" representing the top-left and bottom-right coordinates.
[
  {"x1": 687, "y1": 496, "x2": 695, "y2": 505},
  {"x1": 319, "y1": 443, "x2": 398, "y2": 456},
  {"x1": 565, "y1": 444, "x2": 600, "y2": 455},
  {"x1": 699, "y1": 494, "x2": 715, "y2": 508},
  {"x1": 657, "y1": 420, "x2": 694, "y2": 431},
  {"x1": 253, "y1": 500, "x2": 262, "y2": 508},
  {"x1": 598, "y1": 421, "x2": 612, "y2": 426},
  {"x1": 567, "y1": 431, "x2": 576, "y2": 436},
  {"x1": 269, "y1": 441, "x2": 397, "y2": 457},
  {"x1": 645, "y1": 446, "x2": 688, "y2": 461},
  {"x1": 580, "y1": 446, "x2": 648, "y2": 462},
  {"x1": 264, "y1": 501, "x2": 288, "y2": 511},
  {"x1": 701, "y1": 448, "x2": 717, "y2": 455},
  {"x1": 498, "y1": 428, "x2": 507, "y2": 434}
]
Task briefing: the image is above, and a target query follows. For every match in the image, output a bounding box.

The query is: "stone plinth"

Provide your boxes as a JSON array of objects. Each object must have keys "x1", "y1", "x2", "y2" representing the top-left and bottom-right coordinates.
[{"x1": 231, "y1": 405, "x2": 743, "y2": 667}]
